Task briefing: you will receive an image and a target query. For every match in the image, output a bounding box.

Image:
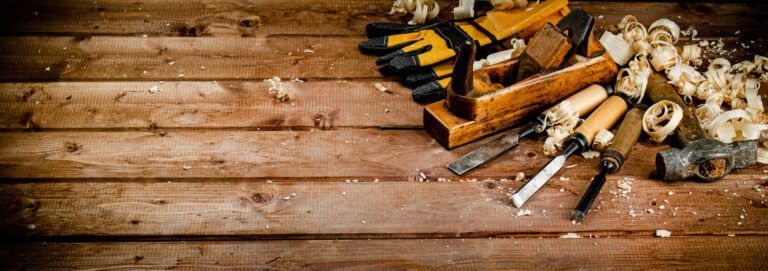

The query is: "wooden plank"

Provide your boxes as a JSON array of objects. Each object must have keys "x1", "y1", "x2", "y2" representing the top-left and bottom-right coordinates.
[
  {"x1": 0, "y1": 81, "x2": 419, "y2": 130},
  {"x1": 0, "y1": 130, "x2": 765, "y2": 180},
  {"x1": 0, "y1": 36, "x2": 378, "y2": 81},
  {"x1": 0, "y1": 1, "x2": 764, "y2": 38},
  {"x1": 2, "y1": 236, "x2": 768, "y2": 270},
  {"x1": 0, "y1": 175, "x2": 766, "y2": 237},
  {"x1": 0, "y1": 36, "x2": 762, "y2": 81}
]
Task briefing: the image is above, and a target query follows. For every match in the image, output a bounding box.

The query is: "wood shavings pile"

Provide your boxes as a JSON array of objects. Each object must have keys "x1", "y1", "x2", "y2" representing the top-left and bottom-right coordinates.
[
  {"x1": 541, "y1": 100, "x2": 581, "y2": 156},
  {"x1": 601, "y1": 16, "x2": 768, "y2": 161},
  {"x1": 592, "y1": 129, "x2": 614, "y2": 152},
  {"x1": 264, "y1": 76, "x2": 290, "y2": 103},
  {"x1": 617, "y1": 177, "x2": 633, "y2": 198},
  {"x1": 389, "y1": 0, "x2": 440, "y2": 25}
]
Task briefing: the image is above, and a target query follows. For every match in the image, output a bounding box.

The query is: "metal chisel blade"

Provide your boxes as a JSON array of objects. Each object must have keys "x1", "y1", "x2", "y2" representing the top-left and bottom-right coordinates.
[
  {"x1": 510, "y1": 154, "x2": 566, "y2": 208},
  {"x1": 447, "y1": 133, "x2": 520, "y2": 175}
]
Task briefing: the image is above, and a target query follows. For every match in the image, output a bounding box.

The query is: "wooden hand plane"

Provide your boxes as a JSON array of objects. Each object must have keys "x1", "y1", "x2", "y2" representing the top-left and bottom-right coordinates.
[{"x1": 423, "y1": 8, "x2": 618, "y2": 149}]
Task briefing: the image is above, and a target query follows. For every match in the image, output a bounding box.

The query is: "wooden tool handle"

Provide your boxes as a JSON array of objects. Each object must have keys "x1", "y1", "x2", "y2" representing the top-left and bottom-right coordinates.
[
  {"x1": 602, "y1": 107, "x2": 644, "y2": 169},
  {"x1": 646, "y1": 72, "x2": 706, "y2": 146},
  {"x1": 557, "y1": 84, "x2": 609, "y2": 117},
  {"x1": 575, "y1": 96, "x2": 628, "y2": 145}
]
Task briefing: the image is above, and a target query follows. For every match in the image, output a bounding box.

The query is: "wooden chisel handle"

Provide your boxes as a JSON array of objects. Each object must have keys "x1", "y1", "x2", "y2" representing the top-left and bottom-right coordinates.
[
  {"x1": 544, "y1": 84, "x2": 611, "y2": 117},
  {"x1": 646, "y1": 72, "x2": 706, "y2": 146},
  {"x1": 574, "y1": 96, "x2": 628, "y2": 145},
  {"x1": 601, "y1": 107, "x2": 645, "y2": 171}
]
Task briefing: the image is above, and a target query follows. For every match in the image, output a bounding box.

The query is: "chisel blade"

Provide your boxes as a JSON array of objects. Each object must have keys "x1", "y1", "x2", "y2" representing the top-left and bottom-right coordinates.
[
  {"x1": 447, "y1": 133, "x2": 520, "y2": 175},
  {"x1": 510, "y1": 154, "x2": 566, "y2": 208}
]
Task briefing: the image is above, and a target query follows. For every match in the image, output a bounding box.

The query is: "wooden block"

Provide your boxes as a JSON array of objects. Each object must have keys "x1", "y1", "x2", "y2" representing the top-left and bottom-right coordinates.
[{"x1": 515, "y1": 23, "x2": 572, "y2": 82}]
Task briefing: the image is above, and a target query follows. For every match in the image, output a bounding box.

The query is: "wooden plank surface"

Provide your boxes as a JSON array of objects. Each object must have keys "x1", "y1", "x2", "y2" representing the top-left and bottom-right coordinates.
[
  {"x1": 0, "y1": 1, "x2": 764, "y2": 38},
  {"x1": 3, "y1": 236, "x2": 768, "y2": 270},
  {"x1": 0, "y1": 81, "x2": 419, "y2": 130},
  {"x1": 1, "y1": 177, "x2": 765, "y2": 237}
]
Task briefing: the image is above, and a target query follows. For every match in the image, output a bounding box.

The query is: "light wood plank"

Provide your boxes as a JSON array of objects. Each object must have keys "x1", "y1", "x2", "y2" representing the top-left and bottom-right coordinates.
[
  {"x1": 0, "y1": 1, "x2": 764, "y2": 38},
  {"x1": 0, "y1": 130, "x2": 766, "y2": 180},
  {"x1": 0, "y1": 36, "x2": 762, "y2": 81},
  {"x1": 0, "y1": 81, "x2": 419, "y2": 130},
  {"x1": 3, "y1": 237, "x2": 768, "y2": 270},
  {"x1": 0, "y1": 36, "x2": 377, "y2": 81},
  {"x1": 0, "y1": 176, "x2": 765, "y2": 237}
]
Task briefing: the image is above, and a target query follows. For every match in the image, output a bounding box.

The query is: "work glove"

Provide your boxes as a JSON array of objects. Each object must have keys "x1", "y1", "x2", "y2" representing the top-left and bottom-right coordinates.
[{"x1": 359, "y1": 0, "x2": 569, "y2": 103}]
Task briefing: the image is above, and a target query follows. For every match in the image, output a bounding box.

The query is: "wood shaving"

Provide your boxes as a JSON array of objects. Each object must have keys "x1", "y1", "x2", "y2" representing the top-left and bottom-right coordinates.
[
  {"x1": 592, "y1": 129, "x2": 614, "y2": 152},
  {"x1": 515, "y1": 209, "x2": 532, "y2": 217},
  {"x1": 655, "y1": 229, "x2": 671, "y2": 237},
  {"x1": 390, "y1": 0, "x2": 439, "y2": 25},
  {"x1": 148, "y1": 85, "x2": 161, "y2": 95},
  {"x1": 542, "y1": 99, "x2": 581, "y2": 156},
  {"x1": 615, "y1": 54, "x2": 651, "y2": 103},
  {"x1": 373, "y1": 82, "x2": 391, "y2": 93},
  {"x1": 559, "y1": 233, "x2": 582, "y2": 238},
  {"x1": 454, "y1": 0, "x2": 528, "y2": 19},
  {"x1": 643, "y1": 100, "x2": 683, "y2": 143},
  {"x1": 264, "y1": 76, "x2": 290, "y2": 102},
  {"x1": 581, "y1": 150, "x2": 600, "y2": 159},
  {"x1": 617, "y1": 177, "x2": 633, "y2": 198},
  {"x1": 514, "y1": 172, "x2": 525, "y2": 182}
]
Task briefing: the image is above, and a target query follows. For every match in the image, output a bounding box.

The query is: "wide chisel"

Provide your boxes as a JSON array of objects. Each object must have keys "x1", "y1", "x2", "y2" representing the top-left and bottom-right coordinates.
[
  {"x1": 571, "y1": 106, "x2": 645, "y2": 222},
  {"x1": 447, "y1": 84, "x2": 612, "y2": 175},
  {"x1": 510, "y1": 95, "x2": 628, "y2": 208}
]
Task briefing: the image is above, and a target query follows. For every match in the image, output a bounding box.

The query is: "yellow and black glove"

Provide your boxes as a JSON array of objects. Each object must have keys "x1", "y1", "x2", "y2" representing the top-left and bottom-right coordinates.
[{"x1": 359, "y1": 0, "x2": 569, "y2": 103}]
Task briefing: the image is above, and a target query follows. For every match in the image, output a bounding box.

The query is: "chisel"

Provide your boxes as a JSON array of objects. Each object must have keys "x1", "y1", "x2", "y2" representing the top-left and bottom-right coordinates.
[
  {"x1": 509, "y1": 95, "x2": 628, "y2": 208},
  {"x1": 571, "y1": 106, "x2": 646, "y2": 222},
  {"x1": 447, "y1": 84, "x2": 612, "y2": 175}
]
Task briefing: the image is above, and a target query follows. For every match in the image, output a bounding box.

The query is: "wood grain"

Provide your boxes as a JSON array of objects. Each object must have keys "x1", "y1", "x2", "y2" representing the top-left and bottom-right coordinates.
[
  {"x1": 0, "y1": 81, "x2": 420, "y2": 130},
  {"x1": 0, "y1": 36, "x2": 378, "y2": 81},
  {"x1": 1, "y1": 175, "x2": 766, "y2": 237},
  {"x1": 3, "y1": 236, "x2": 768, "y2": 270},
  {"x1": 0, "y1": 130, "x2": 765, "y2": 180},
  {"x1": 0, "y1": 36, "x2": 761, "y2": 82},
  {"x1": 0, "y1": 1, "x2": 764, "y2": 38}
]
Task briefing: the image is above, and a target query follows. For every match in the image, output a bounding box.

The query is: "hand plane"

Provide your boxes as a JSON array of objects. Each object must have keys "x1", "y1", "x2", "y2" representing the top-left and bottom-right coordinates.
[{"x1": 423, "y1": 8, "x2": 617, "y2": 149}]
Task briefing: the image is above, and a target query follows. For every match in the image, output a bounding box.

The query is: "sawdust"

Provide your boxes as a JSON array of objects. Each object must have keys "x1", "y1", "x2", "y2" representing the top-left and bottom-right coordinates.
[
  {"x1": 655, "y1": 229, "x2": 671, "y2": 237},
  {"x1": 618, "y1": 177, "x2": 633, "y2": 198},
  {"x1": 264, "y1": 76, "x2": 290, "y2": 102}
]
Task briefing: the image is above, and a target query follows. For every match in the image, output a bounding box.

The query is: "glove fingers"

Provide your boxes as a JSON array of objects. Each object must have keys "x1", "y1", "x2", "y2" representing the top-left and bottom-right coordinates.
[
  {"x1": 375, "y1": 44, "x2": 431, "y2": 66},
  {"x1": 404, "y1": 62, "x2": 452, "y2": 86},
  {"x1": 412, "y1": 78, "x2": 451, "y2": 104},
  {"x1": 365, "y1": 22, "x2": 433, "y2": 38},
  {"x1": 390, "y1": 47, "x2": 455, "y2": 73},
  {"x1": 359, "y1": 32, "x2": 425, "y2": 55}
]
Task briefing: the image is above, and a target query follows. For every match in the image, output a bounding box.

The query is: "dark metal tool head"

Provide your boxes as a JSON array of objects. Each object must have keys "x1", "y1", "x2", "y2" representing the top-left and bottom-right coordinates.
[
  {"x1": 656, "y1": 138, "x2": 758, "y2": 182},
  {"x1": 555, "y1": 8, "x2": 594, "y2": 56},
  {"x1": 450, "y1": 41, "x2": 476, "y2": 96}
]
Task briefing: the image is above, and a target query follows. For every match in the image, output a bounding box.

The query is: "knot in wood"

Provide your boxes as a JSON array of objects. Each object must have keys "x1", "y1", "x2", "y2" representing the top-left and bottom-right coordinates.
[{"x1": 251, "y1": 192, "x2": 273, "y2": 203}]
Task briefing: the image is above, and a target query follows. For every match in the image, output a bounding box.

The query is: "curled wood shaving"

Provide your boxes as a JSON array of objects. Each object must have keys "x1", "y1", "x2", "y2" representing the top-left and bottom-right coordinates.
[
  {"x1": 648, "y1": 19, "x2": 680, "y2": 44},
  {"x1": 643, "y1": 100, "x2": 683, "y2": 143},
  {"x1": 649, "y1": 40, "x2": 679, "y2": 71},
  {"x1": 541, "y1": 99, "x2": 581, "y2": 156},
  {"x1": 599, "y1": 31, "x2": 634, "y2": 66},
  {"x1": 474, "y1": 38, "x2": 526, "y2": 70},
  {"x1": 592, "y1": 129, "x2": 614, "y2": 152},
  {"x1": 453, "y1": 0, "x2": 475, "y2": 19},
  {"x1": 680, "y1": 44, "x2": 702, "y2": 66},
  {"x1": 390, "y1": 0, "x2": 440, "y2": 25},
  {"x1": 615, "y1": 54, "x2": 651, "y2": 103},
  {"x1": 264, "y1": 76, "x2": 290, "y2": 102}
]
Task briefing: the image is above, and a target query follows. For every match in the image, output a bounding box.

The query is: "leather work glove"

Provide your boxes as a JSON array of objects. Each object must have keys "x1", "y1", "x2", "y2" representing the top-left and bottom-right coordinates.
[{"x1": 359, "y1": 0, "x2": 569, "y2": 103}]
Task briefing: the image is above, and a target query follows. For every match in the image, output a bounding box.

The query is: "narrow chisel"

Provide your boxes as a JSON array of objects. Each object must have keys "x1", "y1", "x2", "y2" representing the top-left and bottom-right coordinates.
[
  {"x1": 510, "y1": 95, "x2": 628, "y2": 208},
  {"x1": 447, "y1": 84, "x2": 612, "y2": 175},
  {"x1": 571, "y1": 106, "x2": 646, "y2": 222}
]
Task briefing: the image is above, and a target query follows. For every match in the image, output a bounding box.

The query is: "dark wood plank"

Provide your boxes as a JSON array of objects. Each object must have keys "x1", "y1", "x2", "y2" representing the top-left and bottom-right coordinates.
[
  {"x1": 0, "y1": 81, "x2": 419, "y2": 130},
  {"x1": 0, "y1": 175, "x2": 765, "y2": 237},
  {"x1": 0, "y1": 1, "x2": 764, "y2": 38},
  {"x1": 2, "y1": 236, "x2": 768, "y2": 270}
]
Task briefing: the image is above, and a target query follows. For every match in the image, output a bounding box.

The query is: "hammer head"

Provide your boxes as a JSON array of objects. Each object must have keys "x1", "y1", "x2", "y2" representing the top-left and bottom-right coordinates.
[{"x1": 656, "y1": 138, "x2": 758, "y2": 182}]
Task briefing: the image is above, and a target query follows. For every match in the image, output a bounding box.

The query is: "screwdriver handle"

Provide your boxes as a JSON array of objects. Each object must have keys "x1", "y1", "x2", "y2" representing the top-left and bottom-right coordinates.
[
  {"x1": 601, "y1": 107, "x2": 645, "y2": 171},
  {"x1": 574, "y1": 95, "x2": 628, "y2": 145},
  {"x1": 543, "y1": 84, "x2": 610, "y2": 118}
]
